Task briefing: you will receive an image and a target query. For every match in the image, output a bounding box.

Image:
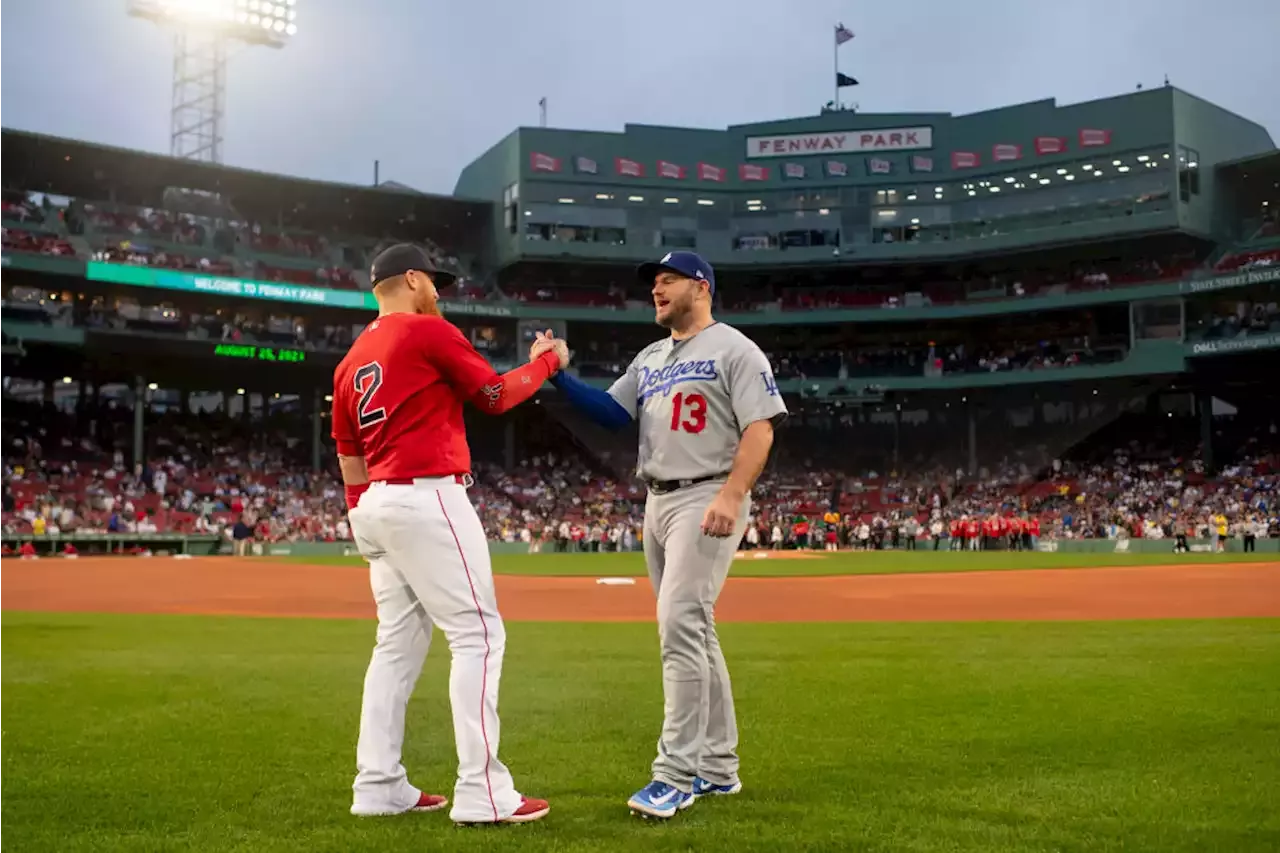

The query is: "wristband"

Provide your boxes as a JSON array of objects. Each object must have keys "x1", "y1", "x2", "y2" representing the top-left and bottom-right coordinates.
[{"x1": 345, "y1": 483, "x2": 369, "y2": 510}]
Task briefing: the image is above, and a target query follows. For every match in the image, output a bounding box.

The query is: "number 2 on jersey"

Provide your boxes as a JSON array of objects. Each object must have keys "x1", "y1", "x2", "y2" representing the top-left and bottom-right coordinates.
[
  {"x1": 354, "y1": 361, "x2": 387, "y2": 428},
  {"x1": 669, "y1": 392, "x2": 707, "y2": 434}
]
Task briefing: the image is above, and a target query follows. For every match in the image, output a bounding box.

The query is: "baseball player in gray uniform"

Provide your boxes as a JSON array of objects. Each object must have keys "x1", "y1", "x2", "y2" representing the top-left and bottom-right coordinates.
[{"x1": 539, "y1": 250, "x2": 788, "y2": 819}]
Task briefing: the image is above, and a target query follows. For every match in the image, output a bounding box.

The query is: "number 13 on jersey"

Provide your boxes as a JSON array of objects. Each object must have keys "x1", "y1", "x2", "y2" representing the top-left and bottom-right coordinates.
[{"x1": 669, "y1": 391, "x2": 707, "y2": 434}]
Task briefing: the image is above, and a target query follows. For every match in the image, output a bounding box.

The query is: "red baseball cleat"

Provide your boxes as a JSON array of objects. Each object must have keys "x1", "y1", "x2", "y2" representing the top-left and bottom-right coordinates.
[
  {"x1": 408, "y1": 792, "x2": 449, "y2": 813},
  {"x1": 501, "y1": 796, "x2": 550, "y2": 824},
  {"x1": 350, "y1": 791, "x2": 448, "y2": 816}
]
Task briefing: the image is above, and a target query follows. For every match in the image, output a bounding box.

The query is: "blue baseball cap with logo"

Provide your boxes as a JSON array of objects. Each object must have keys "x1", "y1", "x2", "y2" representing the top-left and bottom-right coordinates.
[{"x1": 637, "y1": 250, "x2": 716, "y2": 296}]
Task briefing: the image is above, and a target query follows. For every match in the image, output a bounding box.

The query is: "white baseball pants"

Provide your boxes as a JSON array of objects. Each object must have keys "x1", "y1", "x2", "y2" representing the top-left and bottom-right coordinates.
[{"x1": 347, "y1": 477, "x2": 524, "y2": 823}]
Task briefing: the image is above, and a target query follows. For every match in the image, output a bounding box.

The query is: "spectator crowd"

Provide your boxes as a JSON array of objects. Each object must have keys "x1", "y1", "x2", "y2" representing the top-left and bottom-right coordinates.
[{"x1": 4, "y1": 399, "x2": 1276, "y2": 556}]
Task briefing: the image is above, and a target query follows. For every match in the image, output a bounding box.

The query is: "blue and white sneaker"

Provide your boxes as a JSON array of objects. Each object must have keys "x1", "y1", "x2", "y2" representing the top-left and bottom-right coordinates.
[
  {"x1": 693, "y1": 777, "x2": 743, "y2": 797},
  {"x1": 627, "y1": 780, "x2": 695, "y2": 819}
]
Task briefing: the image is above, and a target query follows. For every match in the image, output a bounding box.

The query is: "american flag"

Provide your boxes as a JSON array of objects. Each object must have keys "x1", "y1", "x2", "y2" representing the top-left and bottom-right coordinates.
[
  {"x1": 615, "y1": 158, "x2": 644, "y2": 177},
  {"x1": 992, "y1": 144, "x2": 1022, "y2": 162},
  {"x1": 657, "y1": 160, "x2": 686, "y2": 179},
  {"x1": 1034, "y1": 136, "x2": 1067, "y2": 155},
  {"x1": 835, "y1": 23, "x2": 854, "y2": 45},
  {"x1": 698, "y1": 162, "x2": 725, "y2": 182},
  {"x1": 1078, "y1": 128, "x2": 1112, "y2": 147},
  {"x1": 739, "y1": 164, "x2": 769, "y2": 181},
  {"x1": 529, "y1": 152, "x2": 561, "y2": 172},
  {"x1": 826, "y1": 160, "x2": 848, "y2": 177}
]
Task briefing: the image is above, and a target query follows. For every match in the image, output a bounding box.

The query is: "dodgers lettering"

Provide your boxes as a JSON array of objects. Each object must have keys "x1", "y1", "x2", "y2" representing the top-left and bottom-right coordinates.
[{"x1": 637, "y1": 359, "x2": 719, "y2": 401}]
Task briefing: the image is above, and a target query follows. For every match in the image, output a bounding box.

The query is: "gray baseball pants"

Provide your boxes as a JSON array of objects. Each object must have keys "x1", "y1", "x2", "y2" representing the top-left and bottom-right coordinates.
[{"x1": 642, "y1": 480, "x2": 750, "y2": 792}]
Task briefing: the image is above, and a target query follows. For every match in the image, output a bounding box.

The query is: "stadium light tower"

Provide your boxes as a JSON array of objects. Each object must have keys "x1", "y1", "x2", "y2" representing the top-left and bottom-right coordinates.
[{"x1": 128, "y1": 0, "x2": 298, "y2": 164}]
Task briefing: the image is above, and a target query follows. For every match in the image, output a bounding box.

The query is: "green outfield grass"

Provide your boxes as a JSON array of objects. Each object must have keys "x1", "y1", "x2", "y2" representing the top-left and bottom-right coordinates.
[
  {"x1": 272, "y1": 548, "x2": 1279, "y2": 577},
  {"x1": 4, "y1": 612, "x2": 1278, "y2": 852}
]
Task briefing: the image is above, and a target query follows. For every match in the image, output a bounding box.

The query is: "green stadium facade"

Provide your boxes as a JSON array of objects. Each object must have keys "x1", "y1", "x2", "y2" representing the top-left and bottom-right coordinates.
[
  {"x1": 457, "y1": 86, "x2": 1273, "y2": 268},
  {"x1": 3, "y1": 84, "x2": 1278, "y2": 479}
]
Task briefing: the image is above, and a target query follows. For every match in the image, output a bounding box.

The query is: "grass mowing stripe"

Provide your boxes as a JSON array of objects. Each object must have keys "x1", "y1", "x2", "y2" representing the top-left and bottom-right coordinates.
[{"x1": 3, "y1": 612, "x2": 1278, "y2": 851}]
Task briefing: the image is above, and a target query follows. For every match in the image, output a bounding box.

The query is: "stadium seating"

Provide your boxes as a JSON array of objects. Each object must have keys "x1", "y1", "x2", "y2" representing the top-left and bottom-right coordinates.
[
  {"x1": 1, "y1": 227, "x2": 76, "y2": 257},
  {"x1": 506, "y1": 250, "x2": 1209, "y2": 313},
  {"x1": 2, "y1": 189, "x2": 475, "y2": 294},
  {"x1": 4, "y1": 398, "x2": 1275, "y2": 549},
  {"x1": 1215, "y1": 248, "x2": 1280, "y2": 271}
]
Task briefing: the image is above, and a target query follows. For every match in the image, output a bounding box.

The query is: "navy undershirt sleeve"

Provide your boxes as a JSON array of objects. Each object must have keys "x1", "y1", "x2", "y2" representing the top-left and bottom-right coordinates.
[{"x1": 550, "y1": 371, "x2": 633, "y2": 430}]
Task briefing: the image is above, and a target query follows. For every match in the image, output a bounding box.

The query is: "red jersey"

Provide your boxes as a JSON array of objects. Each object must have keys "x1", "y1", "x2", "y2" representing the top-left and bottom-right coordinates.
[
  {"x1": 1029, "y1": 518, "x2": 1041, "y2": 536},
  {"x1": 332, "y1": 312, "x2": 558, "y2": 480},
  {"x1": 965, "y1": 520, "x2": 979, "y2": 538}
]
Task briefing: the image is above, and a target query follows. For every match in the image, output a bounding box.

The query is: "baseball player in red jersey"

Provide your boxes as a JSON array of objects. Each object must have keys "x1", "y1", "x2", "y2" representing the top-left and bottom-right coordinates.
[{"x1": 332, "y1": 244, "x2": 563, "y2": 825}]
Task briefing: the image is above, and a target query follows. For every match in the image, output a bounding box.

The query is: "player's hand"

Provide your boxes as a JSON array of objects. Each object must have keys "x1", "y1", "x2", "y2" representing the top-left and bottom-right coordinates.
[
  {"x1": 550, "y1": 339, "x2": 570, "y2": 368},
  {"x1": 530, "y1": 329, "x2": 566, "y2": 364},
  {"x1": 531, "y1": 329, "x2": 570, "y2": 369},
  {"x1": 701, "y1": 488, "x2": 743, "y2": 538},
  {"x1": 529, "y1": 329, "x2": 556, "y2": 361}
]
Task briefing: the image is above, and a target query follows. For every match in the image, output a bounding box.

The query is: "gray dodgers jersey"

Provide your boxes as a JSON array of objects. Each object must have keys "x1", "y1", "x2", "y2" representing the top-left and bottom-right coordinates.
[{"x1": 606, "y1": 323, "x2": 788, "y2": 481}]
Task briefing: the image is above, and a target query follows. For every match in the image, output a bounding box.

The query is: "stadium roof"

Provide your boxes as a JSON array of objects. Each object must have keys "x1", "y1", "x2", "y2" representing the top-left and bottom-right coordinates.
[
  {"x1": 0, "y1": 128, "x2": 493, "y2": 246},
  {"x1": 1214, "y1": 148, "x2": 1280, "y2": 177}
]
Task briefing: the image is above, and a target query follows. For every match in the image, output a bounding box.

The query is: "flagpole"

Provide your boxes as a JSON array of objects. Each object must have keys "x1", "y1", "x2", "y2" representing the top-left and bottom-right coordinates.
[{"x1": 833, "y1": 25, "x2": 838, "y2": 108}]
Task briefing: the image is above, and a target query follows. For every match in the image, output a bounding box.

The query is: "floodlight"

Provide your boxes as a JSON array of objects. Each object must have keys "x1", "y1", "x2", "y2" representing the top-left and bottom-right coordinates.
[
  {"x1": 128, "y1": 0, "x2": 298, "y2": 163},
  {"x1": 132, "y1": 0, "x2": 295, "y2": 45}
]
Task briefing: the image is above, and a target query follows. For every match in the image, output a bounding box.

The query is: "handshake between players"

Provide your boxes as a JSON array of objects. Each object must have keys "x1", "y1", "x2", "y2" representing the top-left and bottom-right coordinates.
[{"x1": 529, "y1": 329, "x2": 570, "y2": 369}]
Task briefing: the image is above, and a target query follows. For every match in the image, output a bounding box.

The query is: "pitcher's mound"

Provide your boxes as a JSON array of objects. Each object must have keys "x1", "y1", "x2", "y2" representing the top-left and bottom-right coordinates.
[{"x1": 734, "y1": 550, "x2": 826, "y2": 560}]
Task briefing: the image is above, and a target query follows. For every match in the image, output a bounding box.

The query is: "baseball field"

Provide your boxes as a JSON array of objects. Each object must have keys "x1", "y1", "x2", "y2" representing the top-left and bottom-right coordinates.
[{"x1": 4, "y1": 551, "x2": 1279, "y2": 852}]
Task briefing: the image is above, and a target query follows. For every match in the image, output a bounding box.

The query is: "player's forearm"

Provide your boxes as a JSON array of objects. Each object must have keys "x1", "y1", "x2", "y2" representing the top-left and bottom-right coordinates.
[
  {"x1": 548, "y1": 371, "x2": 633, "y2": 430},
  {"x1": 472, "y1": 350, "x2": 560, "y2": 414},
  {"x1": 337, "y1": 454, "x2": 369, "y2": 485},
  {"x1": 722, "y1": 420, "x2": 774, "y2": 501},
  {"x1": 337, "y1": 454, "x2": 370, "y2": 510}
]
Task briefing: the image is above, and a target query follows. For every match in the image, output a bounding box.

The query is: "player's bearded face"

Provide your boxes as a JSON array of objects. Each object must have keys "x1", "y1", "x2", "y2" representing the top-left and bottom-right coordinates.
[
  {"x1": 653, "y1": 274, "x2": 698, "y2": 328},
  {"x1": 411, "y1": 273, "x2": 442, "y2": 316}
]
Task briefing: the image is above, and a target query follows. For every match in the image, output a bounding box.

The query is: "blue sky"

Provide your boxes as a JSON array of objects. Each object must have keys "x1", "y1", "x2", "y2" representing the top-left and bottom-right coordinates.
[{"x1": 3, "y1": 0, "x2": 1277, "y2": 194}]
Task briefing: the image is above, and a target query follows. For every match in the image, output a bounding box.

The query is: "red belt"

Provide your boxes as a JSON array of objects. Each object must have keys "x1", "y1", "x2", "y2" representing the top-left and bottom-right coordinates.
[{"x1": 379, "y1": 474, "x2": 471, "y2": 486}]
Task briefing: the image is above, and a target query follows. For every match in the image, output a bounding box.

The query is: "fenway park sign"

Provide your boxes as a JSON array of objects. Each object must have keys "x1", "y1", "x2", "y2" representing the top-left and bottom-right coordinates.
[{"x1": 746, "y1": 126, "x2": 933, "y2": 159}]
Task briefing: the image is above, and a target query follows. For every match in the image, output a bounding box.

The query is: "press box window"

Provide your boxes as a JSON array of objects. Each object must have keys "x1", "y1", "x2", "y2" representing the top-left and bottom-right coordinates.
[
  {"x1": 1176, "y1": 147, "x2": 1200, "y2": 203},
  {"x1": 502, "y1": 183, "x2": 520, "y2": 234}
]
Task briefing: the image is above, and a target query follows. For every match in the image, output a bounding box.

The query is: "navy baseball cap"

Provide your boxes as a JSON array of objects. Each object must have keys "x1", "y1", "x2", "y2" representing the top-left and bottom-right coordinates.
[
  {"x1": 637, "y1": 251, "x2": 715, "y2": 296},
  {"x1": 368, "y1": 243, "x2": 457, "y2": 290}
]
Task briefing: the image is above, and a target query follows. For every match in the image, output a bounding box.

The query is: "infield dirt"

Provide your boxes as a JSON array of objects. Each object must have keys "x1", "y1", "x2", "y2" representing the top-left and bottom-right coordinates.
[{"x1": 4, "y1": 556, "x2": 1278, "y2": 622}]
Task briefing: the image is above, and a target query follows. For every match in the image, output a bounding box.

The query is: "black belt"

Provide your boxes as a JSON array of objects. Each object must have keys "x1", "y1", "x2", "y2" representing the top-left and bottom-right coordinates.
[{"x1": 644, "y1": 473, "x2": 728, "y2": 495}]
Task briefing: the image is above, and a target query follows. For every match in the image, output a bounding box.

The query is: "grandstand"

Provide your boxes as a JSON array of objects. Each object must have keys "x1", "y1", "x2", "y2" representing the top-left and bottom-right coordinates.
[{"x1": 3, "y1": 85, "x2": 1278, "y2": 556}]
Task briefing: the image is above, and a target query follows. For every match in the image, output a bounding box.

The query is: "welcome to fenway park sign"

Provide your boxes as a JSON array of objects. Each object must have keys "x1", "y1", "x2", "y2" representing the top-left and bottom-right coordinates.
[{"x1": 746, "y1": 126, "x2": 933, "y2": 158}]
